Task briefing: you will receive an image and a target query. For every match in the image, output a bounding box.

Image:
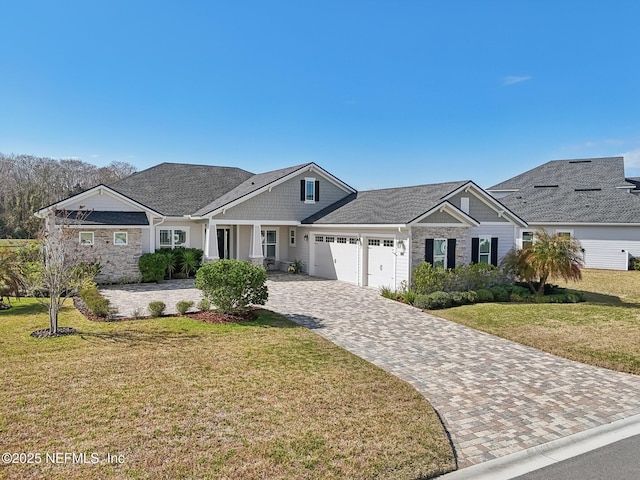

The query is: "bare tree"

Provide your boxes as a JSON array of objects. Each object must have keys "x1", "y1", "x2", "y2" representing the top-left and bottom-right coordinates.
[
  {"x1": 0, "y1": 153, "x2": 137, "y2": 239},
  {"x1": 23, "y1": 211, "x2": 99, "y2": 335}
]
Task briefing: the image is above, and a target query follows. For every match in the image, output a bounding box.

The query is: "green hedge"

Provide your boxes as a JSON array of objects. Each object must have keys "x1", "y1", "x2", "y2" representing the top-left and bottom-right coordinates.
[{"x1": 79, "y1": 286, "x2": 111, "y2": 318}]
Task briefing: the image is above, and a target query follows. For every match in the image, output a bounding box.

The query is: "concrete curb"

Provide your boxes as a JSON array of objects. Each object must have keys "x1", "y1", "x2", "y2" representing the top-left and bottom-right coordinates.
[{"x1": 436, "y1": 413, "x2": 640, "y2": 480}]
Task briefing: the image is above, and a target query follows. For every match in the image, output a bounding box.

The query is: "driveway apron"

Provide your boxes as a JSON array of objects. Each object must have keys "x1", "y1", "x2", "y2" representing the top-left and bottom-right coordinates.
[{"x1": 264, "y1": 275, "x2": 640, "y2": 467}]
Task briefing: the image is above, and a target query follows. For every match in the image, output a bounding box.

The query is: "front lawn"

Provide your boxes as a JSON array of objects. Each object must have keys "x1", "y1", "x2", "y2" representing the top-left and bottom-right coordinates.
[
  {"x1": 433, "y1": 269, "x2": 640, "y2": 374},
  {"x1": 0, "y1": 300, "x2": 454, "y2": 480}
]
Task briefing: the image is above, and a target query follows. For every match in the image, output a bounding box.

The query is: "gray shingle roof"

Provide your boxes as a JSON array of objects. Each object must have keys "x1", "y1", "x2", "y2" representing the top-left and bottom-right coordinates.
[
  {"x1": 302, "y1": 181, "x2": 468, "y2": 224},
  {"x1": 56, "y1": 210, "x2": 149, "y2": 225},
  {"x1": 192, "y1": 163, "x2": 311, "y2": 216},
  {"x1": 489, "y1": 157, "x2": 633, "y2": 190},
  {"x1": 109, "y1": 163, "x2": 254, "y2": 216},
  {"x1": 491, "y1": 157, "x2": 640, "y2": 223}
]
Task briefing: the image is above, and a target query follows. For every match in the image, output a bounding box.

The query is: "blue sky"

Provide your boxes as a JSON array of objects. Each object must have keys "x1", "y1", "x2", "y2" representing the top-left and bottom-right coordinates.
[{"x1": 2, "y1": 0, "x2": 640, "y2": 190}]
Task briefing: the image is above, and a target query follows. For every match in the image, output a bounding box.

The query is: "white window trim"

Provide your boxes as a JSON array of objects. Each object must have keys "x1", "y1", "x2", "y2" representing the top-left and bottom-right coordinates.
[
  {"x1": 304, "y1": 177, "x2": 316, "y2": 204},
  {"x1": 79, "y1": 231, "x2": 94, "y2": 246},
  {"x1": 521, "y1": 231, "x2": 534, "y2": 249},
  {"x1": 556, "y1": 229, "x2": 574, "y2": 238},
  {"x1": 479, "y1": 236, "x2": 491, "y2": 264},
  {"x1": 158, "y1": 227, "x2": 190, "y2": 249},
  {"x1": 289, "y1": 227, "x2": 296, "y2": 247},
  {"x1": 261, "y1": 228, "x2": 279, "y2": 260},
  {"x1": 113, "y1": 231, "x2": 128, "y2": 246},
  {"x1": 434, "y1": 238, "x2": 447, "y2": 268}
]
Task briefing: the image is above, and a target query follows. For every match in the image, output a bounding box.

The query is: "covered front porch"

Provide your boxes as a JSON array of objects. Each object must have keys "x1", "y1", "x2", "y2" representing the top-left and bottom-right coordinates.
[{"x1": 202, "y1": 220, "x2": 305, "y2": 271}]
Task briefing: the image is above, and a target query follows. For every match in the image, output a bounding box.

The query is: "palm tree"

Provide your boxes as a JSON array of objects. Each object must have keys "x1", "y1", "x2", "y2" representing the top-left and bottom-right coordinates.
[{"x1": 502, "y1": 229, "x2": 583, "y2": 295}]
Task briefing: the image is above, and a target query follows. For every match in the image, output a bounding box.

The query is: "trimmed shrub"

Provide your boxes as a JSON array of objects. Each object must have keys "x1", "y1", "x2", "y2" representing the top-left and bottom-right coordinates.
[
  {"x1": 79, "y1": 286, "x2": 111, "y2": 318},
  {"x1": 139, "y1": 253, "x2": 169, "y2": 283},
  {"x1": 489, "y1": 286, "x2": 509, "y2": 302},
  {"x1": 461, "y1": 290, "x2": 479, "y2": 304},
  {"x1": 412, "y1": 262, "x2": 447, "y2": 295},
  {"x1": 414, "y1": 291, "x2": 453, "y2": 310},
  {"x1": 197, "y1": 298, "x2": 210, "y2": 311},
  {"x1": 195, "y1": 259, "x2": 268, "y2": 314},
  {"x1": 449, "y1": 291, "x2": 467, "y2": 306},
  {"x1": 148, "y1": 301, "x2": 166, "y2": 317},
  {"x1": 176, "y1": 300, "x2": 194, "y2": 315},
  {"x1": 475, "y1": 288, "x2": 494, "y2": 303}
]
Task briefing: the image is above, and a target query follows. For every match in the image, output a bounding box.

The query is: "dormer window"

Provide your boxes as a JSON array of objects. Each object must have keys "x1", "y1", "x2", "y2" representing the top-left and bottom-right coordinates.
[{"x1": 301, "y1": 178, "x2": 320, "y2": 203}]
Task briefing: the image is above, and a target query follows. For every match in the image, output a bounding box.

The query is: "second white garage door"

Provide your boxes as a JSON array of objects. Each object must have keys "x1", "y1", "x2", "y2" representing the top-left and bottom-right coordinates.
[
  {"x1": 367, "y1": 238, "x2": 395, "y2": 288},
  {"x1": 312, "y1": 235, "x2": 359, "y2": 284}
]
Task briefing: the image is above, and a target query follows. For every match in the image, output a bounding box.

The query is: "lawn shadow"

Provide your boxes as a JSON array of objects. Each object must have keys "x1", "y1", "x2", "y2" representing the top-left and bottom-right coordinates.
[
  {"x1": 0, "y1": 300, "x2": 47, "y2": 316},
  {"x1": 79, "y1": 330, "x2": 202, "y2": 346},
  {"x1": 576, "y1": 290, "x2": 640, "y2": 309},
  {"x1": 282, "y1": 313, "x2": 326, "y2": 330}
]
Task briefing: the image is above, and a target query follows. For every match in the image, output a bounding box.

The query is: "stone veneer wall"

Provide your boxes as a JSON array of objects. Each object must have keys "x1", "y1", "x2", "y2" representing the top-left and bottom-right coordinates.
[
  {"x1": 63, "y1": 228, "x2": 143, "y2": 283},
  {"x1": 410, "y1": 226, "x2": 469, "y2": 274}
]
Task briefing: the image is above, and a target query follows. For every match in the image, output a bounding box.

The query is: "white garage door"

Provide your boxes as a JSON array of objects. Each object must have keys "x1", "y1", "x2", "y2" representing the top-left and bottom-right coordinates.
[
  {"x1": 367, "y1": 238, "x2": 395, "y2": 288},
  {"x1": 312, "y1": 235, "x2": 359, "y2": 284}
]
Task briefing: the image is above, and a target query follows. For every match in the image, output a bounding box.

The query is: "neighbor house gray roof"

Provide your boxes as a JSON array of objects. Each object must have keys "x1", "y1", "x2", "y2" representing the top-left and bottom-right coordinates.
[
  {"x1": 490, "y1": 157, "x2": 640, "y2": 223},
  {"x1": 109, "y1": 163, "x2": 254, "y2": 216},
  {"x1": 56, "y1": 210, "x2": 149, "y2": 226},
  {"x1": 489, "y1": 157, "x2": 633, "y2": 191},
  {"x1": 302, "y1": 181, "x2": 468, "y2": 224}
]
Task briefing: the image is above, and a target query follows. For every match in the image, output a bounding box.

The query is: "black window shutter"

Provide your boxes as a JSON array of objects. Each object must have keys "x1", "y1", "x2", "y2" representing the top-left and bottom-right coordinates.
[
  {"x1": 315, "y1": 180, "x2": 320, "y2": 202},
  {"x1": 447, "y1": 239, "x2": 456, "y2": 269},
  {"x1": 425, "y1": 239, "x2": 434, "y2": 264},
  {"x1": 300, "y1": 180, "x2": 305, "y2": 201},
  {"x1": 471, "y1": 237, "x2": 479, "y2": 263},
  {"x1": 491, "y1": 237, "x2": 499, "y2": 266}
]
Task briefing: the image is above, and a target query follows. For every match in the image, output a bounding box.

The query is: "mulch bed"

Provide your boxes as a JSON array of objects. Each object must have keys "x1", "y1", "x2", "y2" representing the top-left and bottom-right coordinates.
[
  {"x1": 184, "y1": 309, "x2": 257, "y2": 324},
  {"x1": 30, "y1": 327, "x2": 77, "y2": 338},
  {"x1": 73, "y1": 295, "x2": 258, "y2": 324}
]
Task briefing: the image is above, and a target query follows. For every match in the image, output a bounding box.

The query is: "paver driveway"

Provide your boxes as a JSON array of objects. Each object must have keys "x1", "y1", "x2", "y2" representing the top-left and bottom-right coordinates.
[
  {"x1": 102, "y1": 275, "x2": 640, "y2": 468},
  {"x1": 264, "y1": 275, "x2": 640, "y2": 467}
]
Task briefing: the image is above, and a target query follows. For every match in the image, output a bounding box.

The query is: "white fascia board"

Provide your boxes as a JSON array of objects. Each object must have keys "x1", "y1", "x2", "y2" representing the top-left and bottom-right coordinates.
[
  {"x1": 190, "y1": 219, "x2": 300, "y2": 226},
  {"x1": 35, "y1": 185, "x2": 165, "y2": 218},
  {"x1": 306, "y1": 162, "x2": 357, "y2": 194},
  {"x1": 409, "y1": 201, "x2": 480, "y2": 227},
  {"x1": 444, "y1": 181, "x2": 528, "y2": 227},
  {"x1": 304, "y1": 223, "x2": 407, "y2": 229},
  {"x1": 486, "y1": 188, "x2": 519, "y2": 193},
  {"x1": 61, "y1": 225, "x2": 151, "y2": 229},
  {"x1": 195, "y1": 163, "x2": 357, "y2": 218},
  {"x1": 528, "y1": 222, "x2": 640, "y2": 227}
]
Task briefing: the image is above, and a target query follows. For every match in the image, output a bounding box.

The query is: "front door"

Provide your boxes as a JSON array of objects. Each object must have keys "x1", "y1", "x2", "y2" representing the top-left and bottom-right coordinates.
[{"x1": 216, "y1": 228, "x2": 230, "y2": 259}]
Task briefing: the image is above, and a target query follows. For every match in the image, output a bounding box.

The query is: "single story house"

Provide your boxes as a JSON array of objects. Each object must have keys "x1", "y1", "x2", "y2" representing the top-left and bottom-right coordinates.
[
  {"x1": 36, "y1": 162, "x2": 526, "y2": 287},
  {"x1": 487, "y1": 156, "x2": 640, "y2": 270}
]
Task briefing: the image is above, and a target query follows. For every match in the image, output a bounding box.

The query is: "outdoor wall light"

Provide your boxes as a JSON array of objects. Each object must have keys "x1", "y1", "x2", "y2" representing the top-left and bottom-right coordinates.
[{"x1": 304, "y1": 234, "x2": 309, "y2": 241}]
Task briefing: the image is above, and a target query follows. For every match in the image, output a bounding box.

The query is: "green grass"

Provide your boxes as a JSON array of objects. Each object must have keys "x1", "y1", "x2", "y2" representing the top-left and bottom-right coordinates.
[
  {"x1": 433, "y1": 269, "x2": 640, "y2": 374},
  {"x1": 0, "y1": 239, "x2": 34, "y2": 251},
  {"x1": 0, "y1": 299, "x2": 454, "y2": 480}
]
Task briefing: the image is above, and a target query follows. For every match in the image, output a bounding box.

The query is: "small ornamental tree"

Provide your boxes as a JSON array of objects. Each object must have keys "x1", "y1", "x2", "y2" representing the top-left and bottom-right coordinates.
[
  {"x1": 24, "y1": 211, "x2": 100, "y2": 335},
  {"x1": 195, "y1": 259, "x2": 268, "y2": 314}
]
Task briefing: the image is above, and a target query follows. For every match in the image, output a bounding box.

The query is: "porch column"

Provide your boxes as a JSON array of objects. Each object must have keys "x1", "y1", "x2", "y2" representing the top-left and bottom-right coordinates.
[
  {"x1": 248, "y1": 223, "x2": 264, "y2": 266},
  {"x1": 205, "y1": 218, "x2": 220, "y2": 262}
]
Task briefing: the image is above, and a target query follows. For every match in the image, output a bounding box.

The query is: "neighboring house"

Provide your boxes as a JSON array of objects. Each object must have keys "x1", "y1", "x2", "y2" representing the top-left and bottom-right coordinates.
[
  {"x1": 35, "y1": 162, "x2": 526, "y2": 287},
  {"x1": 487, "y1": 156, "x2": 640, "y2": 270}
]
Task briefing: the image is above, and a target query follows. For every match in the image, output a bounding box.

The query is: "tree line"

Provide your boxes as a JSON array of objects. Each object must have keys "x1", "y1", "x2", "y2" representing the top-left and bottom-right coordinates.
[{"x1": 0, "y1": 153, "x2": 137, "y2": 239}]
